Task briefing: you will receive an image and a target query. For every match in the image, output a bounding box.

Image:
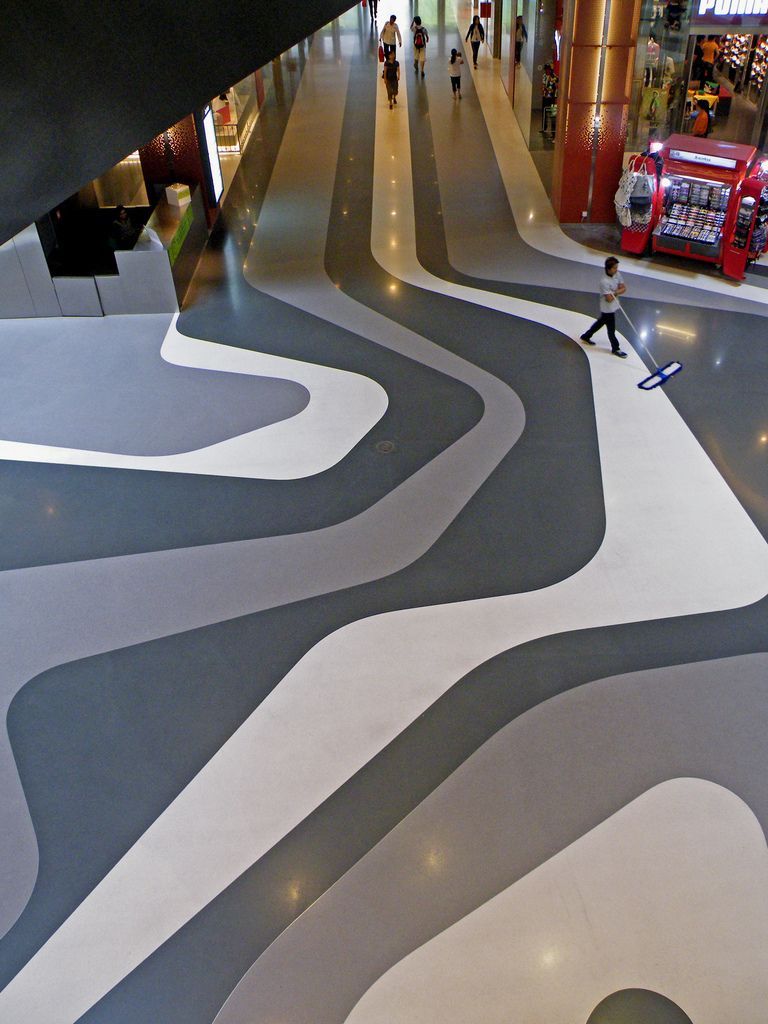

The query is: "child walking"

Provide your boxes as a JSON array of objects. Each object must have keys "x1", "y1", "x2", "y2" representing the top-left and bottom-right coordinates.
[
  {"x1": 449, "y1": 48, "x2": 464, "y2": 98},
  {"x1": 382, "y1": 49, "x2": 400, "y2": 109}
]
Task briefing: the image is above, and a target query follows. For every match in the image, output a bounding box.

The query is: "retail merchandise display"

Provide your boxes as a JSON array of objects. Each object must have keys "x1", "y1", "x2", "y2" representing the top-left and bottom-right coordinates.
[
  {"x1": 720, "y1": 33, "x2": 749, "y2": 71},
  {"x1": 750, "y1": 36, "x2": 768, "y2": 91},
  {"x1": 619, "y1": 135, "x2": 768, "y2": 280},
  {"x1": 658, "y1": 180, "x2": 729, "y2": 247},
  {"x1": 732, "y1": 195, "x2": 756, "y2": 249}
]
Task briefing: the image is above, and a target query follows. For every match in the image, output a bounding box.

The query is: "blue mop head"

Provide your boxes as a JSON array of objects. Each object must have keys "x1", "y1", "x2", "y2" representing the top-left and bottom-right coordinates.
[{"x1": 637, "y1": 361, "x2": 683, "y2": 390}]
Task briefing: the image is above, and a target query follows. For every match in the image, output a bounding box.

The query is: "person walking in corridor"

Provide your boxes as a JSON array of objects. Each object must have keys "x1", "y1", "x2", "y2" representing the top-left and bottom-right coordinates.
[
  {"x1": 382, "y1": 48, "x2": 400, "y2": 108},
  {"x1": 411, "y1": 16, "x2": 429, "y2": 77},
  {"x1": 465, "y1": 15, "x2": 484, "y2": 68},
  {"x1": 579, "y1": 257, "x2": 629, "y2": 357},
  {"x1": 514, "y1": 15, "x2": 528, "y2": 65},
  {"x1": 448, "y1": 48, "x2": 464, "y2": 99},
  {"x1": 368, "y1": 0, "x2": 378, "y2": 21},
  {"x1": 380, "y1": 14, "x2": 402, "y2": 58}
]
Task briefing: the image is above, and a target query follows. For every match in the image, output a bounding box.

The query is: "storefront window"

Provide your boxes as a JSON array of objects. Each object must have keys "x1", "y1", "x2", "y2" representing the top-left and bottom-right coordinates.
[
  {"x1": 628, "y1": 2, "x2": 768, "y2": 155},
  {"x1": 627, "y1": 0, "x2": 693, "y2": 154},
  {"x1": 500, "y1": 0, "x2": 515, "y2": 95},
  {"x1": 211, "y1": 72, "x2": 260, "y2": 155}
]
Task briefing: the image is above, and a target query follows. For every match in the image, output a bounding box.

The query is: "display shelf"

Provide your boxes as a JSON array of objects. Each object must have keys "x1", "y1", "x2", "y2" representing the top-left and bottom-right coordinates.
[
  {"x1": 657, "y1": 175, "x2": 730, "y2": 252},
  {"x1": 750, "y1": 35, "x2": 768, "y2": 88},
  {"x1": 721, "y1": 33, "x2": 750, "y2": 69}
]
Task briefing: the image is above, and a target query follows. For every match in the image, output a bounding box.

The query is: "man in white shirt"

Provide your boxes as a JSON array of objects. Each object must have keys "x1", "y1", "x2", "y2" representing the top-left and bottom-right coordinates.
[
  {"x1": 380, "y1": 15, "x2": 402, "y2": 58},
  {"x1": 580, "y1": 256, "x2": 629, "y2": 357}
]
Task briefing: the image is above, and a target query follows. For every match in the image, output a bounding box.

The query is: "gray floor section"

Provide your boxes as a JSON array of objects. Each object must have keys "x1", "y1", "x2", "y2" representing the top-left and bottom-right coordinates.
[
  {"x1": 213, "y1": 655, "x2": 768, "y2": 1024},
  {"x1": 42, "y1": 40, "x2": 768, "y2": 1024},
  {"x1": 1, "y1": 13, "x2": 767, "y2": 1024},
  {"x1": 0, "y1": 32, "x2": 605, "y2": 1016},
  {"x1": 586, "y1": 988, "x2": 694, "y2": 1024},
  {"x1": 0, "y1": 315, "x2": 308, "y2": 455}
]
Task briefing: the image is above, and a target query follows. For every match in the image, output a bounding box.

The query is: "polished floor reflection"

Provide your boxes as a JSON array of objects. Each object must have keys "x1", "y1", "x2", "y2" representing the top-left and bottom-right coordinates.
[{"x1": 0, "y1": 3, "x2": 767, "y2": 1023}]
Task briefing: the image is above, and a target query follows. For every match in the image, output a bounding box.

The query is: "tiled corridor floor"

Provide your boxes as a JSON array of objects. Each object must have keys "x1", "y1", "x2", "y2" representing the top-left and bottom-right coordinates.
[{"x1": 1, "y1": 4, "x2": 767, "y2": 1023}]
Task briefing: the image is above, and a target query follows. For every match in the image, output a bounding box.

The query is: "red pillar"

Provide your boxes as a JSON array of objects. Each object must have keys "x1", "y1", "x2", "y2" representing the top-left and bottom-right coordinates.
[{"x1": 552, "y1": 0, "x2": 642, "y2": 223}]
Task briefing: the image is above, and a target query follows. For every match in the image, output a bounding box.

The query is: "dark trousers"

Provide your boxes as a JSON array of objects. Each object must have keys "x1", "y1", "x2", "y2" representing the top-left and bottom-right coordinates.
[
  {"x1": 450, "y1": 75, "x2": 461, "y2": 93},
  {"x1": 383, "y1": 42, "x2": 396, "y2": 57},
  {"x1": 471, "y1": 40, "x2": 481, "y2": 64},
  {"x1": 583, "y1": 312, "x2": 619, "y2": 350},
  {"x1": 369, "y1": 0, "x2": 377, "y2": 17}
]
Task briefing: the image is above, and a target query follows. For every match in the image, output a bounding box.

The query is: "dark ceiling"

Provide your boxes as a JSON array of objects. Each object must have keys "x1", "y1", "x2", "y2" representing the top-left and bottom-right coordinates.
[{"x1": 0, "y1": 0, "x2": 354, "y2": 244}]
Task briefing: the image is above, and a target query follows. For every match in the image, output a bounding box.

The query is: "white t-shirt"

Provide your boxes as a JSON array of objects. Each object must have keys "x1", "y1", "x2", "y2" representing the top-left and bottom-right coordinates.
[
  {"x1": 380, "y1": 22, "x2": 402, "y2": 46},
  {"x1": 448, "y1": 55, "x2": 464, "y2": 76},
  {"x1": 599, "y1": 271, "x2": 624, "y2": 313}
]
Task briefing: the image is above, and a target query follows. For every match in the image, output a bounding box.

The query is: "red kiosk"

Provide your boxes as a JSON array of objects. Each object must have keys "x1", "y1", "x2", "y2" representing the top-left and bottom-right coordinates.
[{"x1": 620, "y1": 135, "x2": 768, "y2": 280}]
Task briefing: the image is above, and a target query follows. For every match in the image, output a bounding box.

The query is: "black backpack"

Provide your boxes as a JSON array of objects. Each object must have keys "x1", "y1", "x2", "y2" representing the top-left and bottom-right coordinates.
[{"x1": 414, "y1": 28, "x2": 425, "y2": 48}]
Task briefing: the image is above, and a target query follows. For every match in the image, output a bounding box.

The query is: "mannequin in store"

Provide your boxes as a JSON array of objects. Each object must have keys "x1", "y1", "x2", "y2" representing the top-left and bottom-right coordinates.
[
  {"x1": 540, "y1": 63, "x2": 558, "y2": 137},
  {"x1": 667, "y1": 75, "x2": 686, "y2": 131},
  {"x1": 212, "y1": 93, "x2": 231, "y2": 126},
  {"x1": 645, "y1": 34, "x2": 660, "y2": 87}
]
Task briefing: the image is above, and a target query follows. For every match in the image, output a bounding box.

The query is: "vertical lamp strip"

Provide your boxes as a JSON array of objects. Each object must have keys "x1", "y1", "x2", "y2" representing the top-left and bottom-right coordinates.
[{"x1": 586, "y1": 0, "x2": 612, "y2": 219}]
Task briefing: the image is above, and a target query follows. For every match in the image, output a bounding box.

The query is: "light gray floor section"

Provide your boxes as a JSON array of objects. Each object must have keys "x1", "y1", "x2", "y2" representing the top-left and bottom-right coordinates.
[
  {"x1": 0, "y1": 65, "x2": 527, "y2": 940},
  {"x1": 214, "y1": 654, "x2": 768, "y2": 1024},
  {"x1": 0, "y1": 315, "x2": 308, "y2": 455}
]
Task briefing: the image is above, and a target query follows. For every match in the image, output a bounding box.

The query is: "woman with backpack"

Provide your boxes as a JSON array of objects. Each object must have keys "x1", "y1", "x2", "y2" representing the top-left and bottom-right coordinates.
[
  {"x1": 448, "y1": 48, "x2": 464, "y2": 99},
  {"x1": 465, "y1": 15, "x2": 484, "y2": 69},
  {"x1": 411, "y1": 16, "x2": 429, "y2": 77}
]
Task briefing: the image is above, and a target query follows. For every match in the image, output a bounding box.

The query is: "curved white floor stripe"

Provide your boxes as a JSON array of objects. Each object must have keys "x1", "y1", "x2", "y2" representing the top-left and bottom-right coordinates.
[
  {"x1": 344, "y1": 779, "x2": 768, "y2": 1024},
  {"x1": 2, "y1": 23, "x2": 767, "y2": 1024},
  {"x1": 0, "y1": 314, "x2": 387, "y2": 479},
  {"x1": 450, "y1": 0, "x2": 768, "y2": 309},
  {"x1": 0, "y1": 22, "x2": 525, "y2": 1011}
]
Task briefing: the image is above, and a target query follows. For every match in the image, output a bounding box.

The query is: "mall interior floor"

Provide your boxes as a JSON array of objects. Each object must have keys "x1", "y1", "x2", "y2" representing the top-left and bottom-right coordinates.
[
  {"x1": 0, "y1": 3, "x2": 767, "y2": 1023},
  {"x1": 711, "y1": 70, "x2": 760, "y2": 143}
]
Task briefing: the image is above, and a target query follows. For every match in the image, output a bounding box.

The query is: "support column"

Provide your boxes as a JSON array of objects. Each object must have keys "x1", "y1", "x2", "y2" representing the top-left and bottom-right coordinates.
[{"x1": 551, "y1": 0, "x2": 642, "y2": 223}]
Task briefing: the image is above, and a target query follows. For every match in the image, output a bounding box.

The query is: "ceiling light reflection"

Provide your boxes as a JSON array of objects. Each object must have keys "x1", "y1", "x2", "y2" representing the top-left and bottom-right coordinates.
[
  {"x1": 540, "y1": 948, "x2": 560, "y2": 968},
  {"x1": 425, "y1": 849, "x2": 444, "y2": 871},
  {"x1": 656, "y1": 323, "x2": 695, "y2": 339}
]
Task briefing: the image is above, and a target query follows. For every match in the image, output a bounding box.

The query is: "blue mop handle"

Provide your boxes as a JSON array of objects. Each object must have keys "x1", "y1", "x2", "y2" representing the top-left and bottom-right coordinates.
[{"x1": 616, "y1": 301, "x2": 660, "y2": 371}]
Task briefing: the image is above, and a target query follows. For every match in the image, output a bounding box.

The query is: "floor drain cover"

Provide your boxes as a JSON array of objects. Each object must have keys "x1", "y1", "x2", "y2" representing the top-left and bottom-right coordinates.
[{"x1": 375, "y1": 440, "x2": 397, "y2": 454}]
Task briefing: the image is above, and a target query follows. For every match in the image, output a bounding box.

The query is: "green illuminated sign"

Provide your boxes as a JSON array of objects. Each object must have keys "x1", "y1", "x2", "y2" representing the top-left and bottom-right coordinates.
[{"x1": 168, "y1": 203, "x2": 194, "y2": 266}]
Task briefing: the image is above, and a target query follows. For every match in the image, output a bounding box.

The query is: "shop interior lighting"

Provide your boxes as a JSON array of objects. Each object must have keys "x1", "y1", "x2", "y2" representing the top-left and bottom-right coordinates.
[
  {"x1": 650, "y1": 141, "x2": 663, "y2": 153},
  {"x1": 661, "y1": 177, "x2": 672, "y2": 188}
]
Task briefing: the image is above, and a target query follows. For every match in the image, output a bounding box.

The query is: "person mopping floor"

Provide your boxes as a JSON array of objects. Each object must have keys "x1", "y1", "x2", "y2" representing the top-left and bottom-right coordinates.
[{"x1": 580, "y1": 256, "x2": 629, "y2": 358}]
